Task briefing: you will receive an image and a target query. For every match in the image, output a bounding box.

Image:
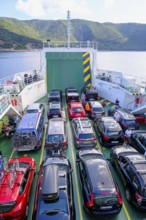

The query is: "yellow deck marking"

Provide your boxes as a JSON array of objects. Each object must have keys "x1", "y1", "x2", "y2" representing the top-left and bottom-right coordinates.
[
  {"x1": 123, "y1": 203, "x2": 131, "y2": 220},
  {"x1": 39, "y1": 125, "x2": 47, "y2": 166},
  {"x1": 9, "y1": 149, "x2": 15, "y2": 159},
  {"x1": 68, "y1": 120, "x2": 83, "y2": 220}
]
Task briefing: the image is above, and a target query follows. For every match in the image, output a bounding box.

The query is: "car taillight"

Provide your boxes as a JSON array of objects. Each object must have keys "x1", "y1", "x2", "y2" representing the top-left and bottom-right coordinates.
[
  {"x1": 93, "y1": 137, "x2": 97, "y2": 141},
  {"x1": 116, "y1": 190, "x2": 123, "y2": 205},
  {"x1": 122, "y1": 135, "x2": 125, "y2": 140},
  {"x1": 86, "y1": 193, "x2": 94, "y2": 207},
  {"x1": 103, "y1": 135, "x2": 109, "y2": 141},
  {"x1": 135, "y1": 192, "x2": 142, "y2": 203},
  {"x1": 76, "y1": 137, "x2": 81, "y2": 142}
]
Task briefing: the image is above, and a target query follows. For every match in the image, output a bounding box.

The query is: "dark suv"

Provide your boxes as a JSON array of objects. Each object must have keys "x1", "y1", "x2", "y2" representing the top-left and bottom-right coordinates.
[
  {"x1": 47, "y1": 101, "x2": 62, "y2": 119},
  {"x1": 48, "y1": 90, "x2": 62, "y2": 103},
  {"x1": 110, "y1": 145, "x2": 146, "y2": 210},
  {"x1": 76, "y1": 148, "x2": 122, "y2": 216},
  {"x1": 81, "y1": 86, "x2": 98, "y2": 101},
  {"x1": 108, "y1": 108, "x2": 139, "y2": 131},
  {"x1": 94, "y1": 117, "x2": 124, "y2": 146},
  {"x1": 72, "y1": 117, "x2": 97, "y2": 148},
  {"x1": 33, "y1": 157, "x2": 75, "y2": 220},
  {"x1": 65, "y1": 87, "x2": 80, "y2": 103}
]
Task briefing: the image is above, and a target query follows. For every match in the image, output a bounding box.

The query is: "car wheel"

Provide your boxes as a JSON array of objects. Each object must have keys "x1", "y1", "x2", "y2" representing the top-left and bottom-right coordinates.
[{"x1": 125, "y1": 187, "x2": 131, "y2": 202}]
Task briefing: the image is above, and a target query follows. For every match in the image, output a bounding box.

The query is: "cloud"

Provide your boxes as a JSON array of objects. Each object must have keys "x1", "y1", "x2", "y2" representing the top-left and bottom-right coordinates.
[
  {"x1": 15, "y1": 0, "x2": 94, "y2": 20},
  {"x1": 104, "y1": 0, "x2": 116, "y2": 8}
]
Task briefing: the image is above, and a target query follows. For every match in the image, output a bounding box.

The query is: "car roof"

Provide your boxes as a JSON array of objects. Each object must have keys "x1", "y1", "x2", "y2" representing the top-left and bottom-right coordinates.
[
  {"x1": 112, "y1": 145, "x2": 138, "y2": 156},
  {"x1": 27, "y1": 103, "x2": 41, "y2": 110},
  {"x1": 78, "y1": 148, "x2": 103, "y2": 158},
  {"x1": 85, "y1": 158, "x2": 115, "y2": 192},
  {"x1": 17, "y1": 113, "x2": 40, "y2": 129},
  {"x1": 89, "y1": 101, "x2": 102, "y2": 107},
  {"x1": 48, "y1": 118, "x2": 65, "y2": 135},
  {"x1": 117, "y1": 108, "x2": 135, "y2": 120},
  {"x1": 73, "y1": 117, "x2": 93, "y2": 134},
  {"x1": 101, "y1": 116, "x2": 117, "y2": 123}
]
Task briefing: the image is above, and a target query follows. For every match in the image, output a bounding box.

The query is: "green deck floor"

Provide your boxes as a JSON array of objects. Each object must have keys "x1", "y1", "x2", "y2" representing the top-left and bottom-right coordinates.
[{"x1": 0, "y1": 96, "x2": 146, "y2": 220}]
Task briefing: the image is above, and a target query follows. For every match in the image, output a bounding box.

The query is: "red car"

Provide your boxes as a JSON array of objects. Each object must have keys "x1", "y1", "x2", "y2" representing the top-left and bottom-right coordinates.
[
  {"x1": 68, "y1": 102, "x2": 86, "y2": 120},
  {"x1": 0, "y1": 156, "x2": 36, "y2": 220}
]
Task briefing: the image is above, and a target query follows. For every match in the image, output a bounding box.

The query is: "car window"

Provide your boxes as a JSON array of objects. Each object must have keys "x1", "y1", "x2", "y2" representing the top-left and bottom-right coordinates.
[
  {"x1": 72, "y1": 107, "x2": 83, "y2": 112},
  {"x1": 133, "y1": 176, "x2": 140, "y2": 190},
  {"x1": 48, "y1": 134, "x2": 64, "y2": 142},
  {"x1": 93, "y1": 107, "x2": 103, "y2": 112},
  {"x1": 79, "y1": 133, "x2": 94, "y2": 139},
  {"x1": 20, "y1": 169, "x2": 30, "y2": 195},
  {"x1": 125, "y1": 165, "x2": 135, "y2": 179}
]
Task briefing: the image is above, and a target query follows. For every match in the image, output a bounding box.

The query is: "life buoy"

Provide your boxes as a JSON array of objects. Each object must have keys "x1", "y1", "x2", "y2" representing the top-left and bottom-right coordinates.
[{"x1": 135, "y1": 97, "x2": 140, "y2": 105}]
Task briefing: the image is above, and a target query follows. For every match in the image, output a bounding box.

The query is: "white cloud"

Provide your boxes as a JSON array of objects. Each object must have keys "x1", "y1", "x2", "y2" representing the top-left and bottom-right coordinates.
[
  {"x1": 15, "y1": 0, "x2": 94, "y2": 20},
  {"x1": 104, "y1": 0, "x2": 116, "y2": 8}
]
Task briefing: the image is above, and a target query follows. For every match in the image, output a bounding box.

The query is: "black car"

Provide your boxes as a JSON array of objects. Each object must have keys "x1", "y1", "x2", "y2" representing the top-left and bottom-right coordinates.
[
  {"x1": 47, "y1": 101, "x2": 62, "y2": 119},
  {"x1": 94, "y1": 117, "x2": 124, "y2": 146},
  {"x1": 110, "y1": 145, "x2": 146, "y2": 210},
  {"x1": 131, "y1": 130, "x2": 146, "y2": 154},
  {"x1": 48, "y1": 90, "x2": 62, "y2": 103},
  {"x1": 81, "y1": 86, "x2": 98, "y2": 101},
  {"x1": 65, "y1": 87, "x2": 80, "y2": 103},
  {"x1": 76, "y1": 148, "x2": 122, "y2": 216},
  {"x1": 33, "y1": 157, "x2": 75, "y2": 220},
  {"x1": 108, "y1": 108, "x2": 139, "y2": 131}
]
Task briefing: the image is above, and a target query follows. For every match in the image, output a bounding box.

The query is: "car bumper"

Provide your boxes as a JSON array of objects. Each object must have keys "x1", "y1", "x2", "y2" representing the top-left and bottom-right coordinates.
[
  {"x1": 85, "y1": 205, "x2": 122, "y2": 216},
  {"x1": 75, "y1": 142, "x2": 97, "y2": 148}
]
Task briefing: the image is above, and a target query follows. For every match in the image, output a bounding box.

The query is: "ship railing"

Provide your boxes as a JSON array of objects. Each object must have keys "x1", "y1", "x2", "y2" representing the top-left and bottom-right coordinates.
[
  {"x1": 0, "y1": 94, "x2": 11, "y2": 115},
  {"x1": 43, "y1": 41, "x2": 98, "y2": 49},
  {"x1": 0, "y1": 69, "x2": 45, "y2": 94}
]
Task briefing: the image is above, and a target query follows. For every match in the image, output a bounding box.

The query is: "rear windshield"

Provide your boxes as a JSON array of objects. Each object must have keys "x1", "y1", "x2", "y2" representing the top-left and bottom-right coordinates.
[
  {"x1": 124, "y1": 120, "x2": 136, "y2": 125},
  {"x1": 49, "y1": 109, "x2": 60, "y2": 113},
  {"x1": 27, "y1": 109, "x2": 38, "y2": 113},
  {"x1": 106, "y1": 130, "x2": 123, "y2": 136},
  {"x1": 79, "y1": 133, "x2": 95, "y2": 139},
  {"x1": 93, "y1": 107, "x2": 103, "y2": 112},
  {"x1": 72, "y1": 107, "x2": 83, "y2": 112},
  {"x1": 48, "y1": 134, "x2": 64, "y2": 142}
]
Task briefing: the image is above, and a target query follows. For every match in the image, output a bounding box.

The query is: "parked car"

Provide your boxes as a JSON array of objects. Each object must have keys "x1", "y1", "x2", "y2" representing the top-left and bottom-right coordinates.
[
  {"x1": 88, "y1": 101, "x2": 105, "y2": 119},
  {"x1": 0, "y1": 156, "x2": 36, "y2": 220},
  {"x1": 68, "y1": 102, "x2": 86, "y2": 120},
  {"x1": 108, "y1": 108, "x2": 139, "y2": 131},
  {"x1": 27, "y1": 103, "x2": 44, "y2": 114},
  {"x1": 94, "y1": 117, "x2": 125, "y2": 146},
  {"x1": 47, "y1": 101, "x2": 62, "y2": 119},
  {"x1": 65, "y1": 87, "x2": 80, "y2": 103},
  {"x1": 33, "y1": 156, "x2": 75, "y2": 220},
  {"x1": 48, "y1": 90, "x2": 62, "y2": 103},
  {"x1": 76, "y1": 148, "x2": 122, "y2": 216},
  {"x1": 72, "y1": 117, "x2": 97, "y2": 148},
  {"x1": 81, "y1": 86, "x2": 98, "y2": 101},
  {"x1": 110, "y1": 145, "x2": 146, "y2": 210},
  {"x1": 130, "y1": 130, "x2": 146, "y2": 154},
  {"x1": 45, "y1": 118, "x2": 68, "y2": 152}
]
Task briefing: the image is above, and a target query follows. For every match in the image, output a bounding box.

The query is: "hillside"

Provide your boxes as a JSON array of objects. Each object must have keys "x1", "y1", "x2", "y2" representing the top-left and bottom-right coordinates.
[{"x1": 0, "y1": 17, "x2": 146, "y2": 50}]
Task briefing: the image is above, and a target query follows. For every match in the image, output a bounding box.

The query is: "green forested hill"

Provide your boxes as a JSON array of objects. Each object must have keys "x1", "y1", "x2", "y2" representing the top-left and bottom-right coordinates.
[{"x1": 0, "y1": 17, "x2": 146, "y2": 51}]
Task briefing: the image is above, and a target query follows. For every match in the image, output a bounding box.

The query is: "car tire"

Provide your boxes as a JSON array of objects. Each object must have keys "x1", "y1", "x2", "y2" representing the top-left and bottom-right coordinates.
[{"x1": 125, "y1": 187, "x2": 131, "y2": 202}]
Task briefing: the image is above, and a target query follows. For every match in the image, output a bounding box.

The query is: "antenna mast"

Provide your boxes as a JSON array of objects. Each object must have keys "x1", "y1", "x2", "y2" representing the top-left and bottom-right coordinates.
[{"x1": 67, "y1": 10, "x2": 71, "y2": 49}]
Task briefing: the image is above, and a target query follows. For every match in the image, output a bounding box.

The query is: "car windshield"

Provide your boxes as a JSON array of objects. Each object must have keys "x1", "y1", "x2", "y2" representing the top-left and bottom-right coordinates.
[
  {"x1": 79, "y1": 133, "x2": 94, "y2": 139},
  {"x1": 48, "y1": 134, "x2": 64, "y2": 142},
  {"x1": 93, "y1": 107, "x2": 103, "y2": 112},
  {"x1": 124, "y1": 120, "x2": 136, "y2": 125},
  {"x1": 81, "y1": 154, "x2": 103, "y2": 160},
  {"x1": 107, "y1": 130, "x2": 122, "y2": 136},
  {"x1": 39, "y1": 191, "x2": 68, "y2": 215},
  {"x1": 68, "y1": 89, "x2": 77, "y2": 93},
  {"x1": 72, "y1": 107, "x2": 83, "y2": 112}
]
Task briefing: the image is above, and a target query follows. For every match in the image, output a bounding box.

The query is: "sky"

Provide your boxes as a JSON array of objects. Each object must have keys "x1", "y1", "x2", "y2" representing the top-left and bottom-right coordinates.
[{"x1": 0, "y1": 0, "x2": 146, "y2": 24}]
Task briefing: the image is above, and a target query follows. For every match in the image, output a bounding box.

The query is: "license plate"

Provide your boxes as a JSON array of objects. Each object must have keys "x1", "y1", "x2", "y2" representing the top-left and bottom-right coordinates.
[
  {"x1": 53, "y1": 115, "x2": 58, "y2": 117},
  {"x1": 76, "y1": 114, "x2": 81, "y2": 116},
  {"x1": 83, "y1": 141, "x2": 91, "y2": 144},
  {"x1": 100, "y1": 206, "x2": 112, "y2": 210},
  {"x1": 111, "y1": 141, "x2": 119, "y2": 143}
]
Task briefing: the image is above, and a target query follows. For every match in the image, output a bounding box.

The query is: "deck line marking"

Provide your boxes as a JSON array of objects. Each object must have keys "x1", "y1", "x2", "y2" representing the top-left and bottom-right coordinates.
[
  {"x1": 39, "y1": 124, "x2": 47, "y2": 166},
  {"x1": 67, "y1": 120, "x2": 83, "y2": 220},
  {"x1": 64, "y1": 99, "x2": 83, "y2": 220},
  {"x1": 123, "y1": 203, "x2": 131, "y2": 220},
  {"x1": 9, "y1": 149, "x2": 15, "y2": 159}
]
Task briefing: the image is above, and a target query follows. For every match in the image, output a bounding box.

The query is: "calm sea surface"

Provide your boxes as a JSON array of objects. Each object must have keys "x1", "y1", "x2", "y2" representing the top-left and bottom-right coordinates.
[{"x1": 0, "y1": 51, "x2": 146, "y2": 80}]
